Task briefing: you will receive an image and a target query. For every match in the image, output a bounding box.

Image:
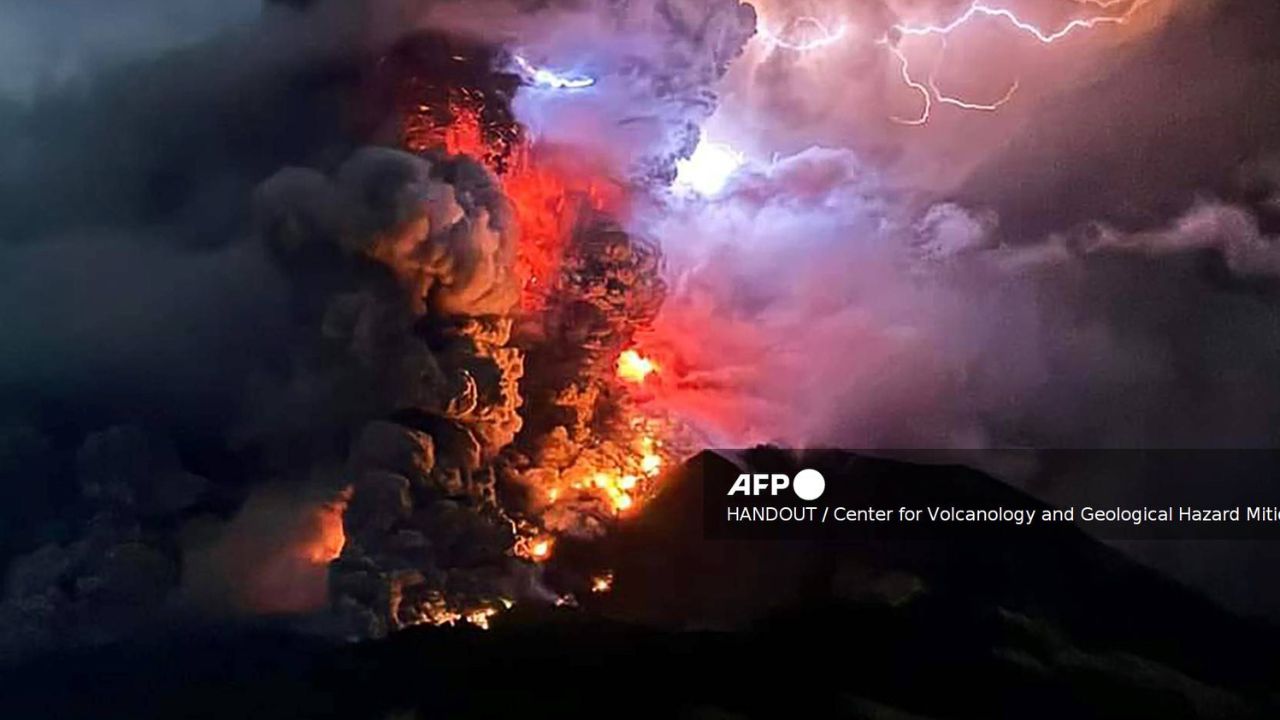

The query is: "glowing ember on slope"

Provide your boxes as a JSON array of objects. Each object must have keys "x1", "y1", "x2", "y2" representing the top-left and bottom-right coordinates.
[
  {"x1": 516, "y1": 535, "x2": 555, "y2": 563},
  {"x1": 465, "y1": 607, "x2": 501, "y2": 630},
  {"x1": 404, "y1": 595, "x2": 514, "y2": 630},
  {"x1": 591, "y1": 572, "x2": 614, "y2": 594}
]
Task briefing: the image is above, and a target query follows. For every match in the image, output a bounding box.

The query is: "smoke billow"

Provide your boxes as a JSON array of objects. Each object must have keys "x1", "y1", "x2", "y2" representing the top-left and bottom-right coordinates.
[
  {"x1": 641, "y1": 148, "x2": 1280, "y2": 449},
  {"x1": 0, "y1": 0, "x2": 537, "y2": 647},
  {"x1": 627, "y1": 0, "x2": 1280, "y2": 452},
  {"x1": 410, "y1": 0, "x2": 757, "y2": 182},
  {"x1": 0, "y1": 138, "x2": 533, "y2": 654},
  {"x1": 605, "y1": 0, "x2": 1280, "y2": 619},
  {"x1": 0, "y1": 0, "x2": 260, "y2": 101},
  {"x1": 0, "y1": 0, "x2": 754, "y2": 657}
]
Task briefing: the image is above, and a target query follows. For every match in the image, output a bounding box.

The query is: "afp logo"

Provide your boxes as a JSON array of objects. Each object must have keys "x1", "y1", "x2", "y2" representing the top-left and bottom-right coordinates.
[{"x1": 727, "y1": 468, "x2": 825, "y2": 501}]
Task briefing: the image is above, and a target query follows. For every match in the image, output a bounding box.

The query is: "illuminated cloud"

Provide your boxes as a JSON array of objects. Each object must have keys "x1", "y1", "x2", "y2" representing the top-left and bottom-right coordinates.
[
  {"x1": 675, "y1": 136, "x2": 746, "y2": 196},
  {"x1": 512, "y1": 54, "x2": 596, "y2": 90}
]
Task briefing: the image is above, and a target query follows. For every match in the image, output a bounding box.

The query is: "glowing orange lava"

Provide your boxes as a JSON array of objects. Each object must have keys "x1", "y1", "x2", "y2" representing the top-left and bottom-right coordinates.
[
  {"x1": 304, "y1": 491, "x2": 351, "y2": 564},
  {"x1": 549, "y1": 428, "x2": 666, "y2": 517},
  {"x1": 405, "y1": 91, "x2": 621, "y2": 311},
  {"x1": 591, "y1": 572, "x2": 614, "y2": 594},
  {"x1": 617, "y1": 349, "x2": 658, "y2": 384},
  {"x1": 516, "y1": 535, "x2": 555, "y2": 562},
  {"x1": 396, "y1": 84, "x2": 682, "y2": 620},
  {"x1": 435, "y1": 97, "x2": 488, "y2": 160},
  {"x1": 500, "y1": 141, "x2": 625, "y2": 311}
]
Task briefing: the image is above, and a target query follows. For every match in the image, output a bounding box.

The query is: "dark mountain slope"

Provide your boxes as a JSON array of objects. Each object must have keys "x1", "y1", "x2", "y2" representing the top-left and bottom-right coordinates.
[{"x1": 3, "y1": 449, "x2": 1277, "y2": 719}]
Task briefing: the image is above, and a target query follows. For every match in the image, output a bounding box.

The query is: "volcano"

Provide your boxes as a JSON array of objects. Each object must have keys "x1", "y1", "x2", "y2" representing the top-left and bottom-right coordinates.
[
  {"x1": 5, "y1": 1, "x2": 1280, "y2": 717},
  {"x1": 4, "y1": 449, "x2": 1276, "y2": 720}
]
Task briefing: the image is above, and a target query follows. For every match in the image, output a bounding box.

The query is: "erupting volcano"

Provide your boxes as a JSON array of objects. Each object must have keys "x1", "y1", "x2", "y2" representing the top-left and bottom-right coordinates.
[
  {"x1": 310, "y1": 27, "x2": 707, "y2": 634},
  {"x1": 6, "y1": 0, "x2": 1280, "y2": 717}
]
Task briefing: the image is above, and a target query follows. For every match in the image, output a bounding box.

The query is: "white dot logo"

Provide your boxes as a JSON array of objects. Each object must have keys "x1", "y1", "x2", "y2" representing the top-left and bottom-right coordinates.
[{"x1": 792, "y1": 468, "x2": 825, "y2": 501}]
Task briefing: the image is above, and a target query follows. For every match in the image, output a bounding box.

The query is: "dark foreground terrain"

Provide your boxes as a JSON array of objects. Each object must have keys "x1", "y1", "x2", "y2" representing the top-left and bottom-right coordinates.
[{"x1": 4, "y1": 450, "x2": 1278, "y2": 719}]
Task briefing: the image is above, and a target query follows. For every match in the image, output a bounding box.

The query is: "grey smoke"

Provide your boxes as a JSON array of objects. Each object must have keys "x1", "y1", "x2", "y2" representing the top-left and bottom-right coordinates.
[
  {"x1": 0, "y1": 0, "x2": 260, "y2": 102},
  {"x1": 621, "y1": 0, "x2": 1280, "y2": 621}
]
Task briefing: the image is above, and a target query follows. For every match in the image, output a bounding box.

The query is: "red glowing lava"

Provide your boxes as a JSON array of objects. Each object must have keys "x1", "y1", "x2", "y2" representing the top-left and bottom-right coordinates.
[
  {"x1": 404, "y1": 91, "x2": 623, "y2": 311},
  {"x1": 617, "y1": 349, "x2": 659, "y2": 384},
  {"x1": 391, "y1": 77, "x2": 679, "y2": 624}
]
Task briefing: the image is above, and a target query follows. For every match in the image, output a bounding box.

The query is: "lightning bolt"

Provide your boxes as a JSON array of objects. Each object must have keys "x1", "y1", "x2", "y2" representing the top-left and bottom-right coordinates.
[
  {"x1": 758, "y1": 16, "x2": 849, "y2": 52},
  {"x1": 893, "y1": 0, "x2": 1152, "y2": 44},
  {"x1": 884, "y1": 0, "x2": 1153, "y2": 124},
  {"x1": 750, "y1": 1, "x2": 1153, "y2": 125},
  {"x1": 880, "y1": 40, "x2": 933, "y2": 127},
  {"x1": 883, "y1": 37, "x2": 1020, "y2": 125},
  {"x1": 512, "y1": 55, "x2": 596, "y2": 90}
]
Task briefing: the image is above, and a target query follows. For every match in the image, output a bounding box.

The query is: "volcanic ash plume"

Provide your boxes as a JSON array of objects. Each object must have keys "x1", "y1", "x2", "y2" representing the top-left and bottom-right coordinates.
[
  {"x1": 0, "y1": 0, "x2": 761, "y2": 652},
  {"x1": 416, "y1": 0, "x2": 759, "y2": 184},
  {"x1": 252, "y1": 146, "x2": 539, "y2": 635},
  {"x1": 0, "y1": 144, "x2": 533, "y2": 653},
  {"x1": 0, "y1": 427, "x2": 204, "y2": 658}
]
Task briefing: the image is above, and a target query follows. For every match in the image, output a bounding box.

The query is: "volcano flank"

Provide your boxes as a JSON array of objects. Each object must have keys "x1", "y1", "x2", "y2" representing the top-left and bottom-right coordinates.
[{"x1": 5, "y1": 450, "x2": 1277, "y2": 720}]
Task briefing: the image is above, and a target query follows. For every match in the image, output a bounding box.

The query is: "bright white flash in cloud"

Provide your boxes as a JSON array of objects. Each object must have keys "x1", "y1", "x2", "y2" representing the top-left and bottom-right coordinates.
[
  {"x1": 675, "y1": 137, "x2": 746, "y2": 197},
  {"x1": 512, "y1": 55, "x2": 596, "y2": 90},
  {"x1": 758, "y1": 16, "x2": 849, "y2": 51}
]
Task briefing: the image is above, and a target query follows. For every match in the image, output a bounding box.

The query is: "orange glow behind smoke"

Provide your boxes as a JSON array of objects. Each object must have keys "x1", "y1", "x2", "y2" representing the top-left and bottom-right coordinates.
[
  {"x1": 305, "y1": 493, "x2": 350, "y2": 564},
  {"x1": 551, "y1": 428, "x2": 665, "y2": 516},
  {"x1": 400, "y1": 85, "x2": 677, "y2": 610},
  {"x1": 405, "y1": 92, "x2": 622, "y2": 311},
  {"x1": 532, "y1": 538, "x2": 551, "y2": 558},
  {"x1": 185, "y1": 486, "x2": 351, "y2": 616},
  {"x1": 503, "y1": 155, "x2": 623, "y2": 311},
  {"x1": 617, "y1": 349, "x2": 658, "y2": 384},
  {"x1": 436, "y1": 98, "x2": 488, "y2": 160},
  {"x1": 516, "y1": 535, "x2": 555, "y2": 562}
]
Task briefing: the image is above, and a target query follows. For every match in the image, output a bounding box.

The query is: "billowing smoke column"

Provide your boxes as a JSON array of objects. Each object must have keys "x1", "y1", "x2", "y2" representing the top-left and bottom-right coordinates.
[
  {"x1": 321, "y1": 0, "x2": 757, "y2": 632},
  {"x1": 0, "y1": 141, "x2": 530, "y2": 649},
  {"x1": 255, "y1": 145, "x2": 537, "y2": 635},
  {"x1": 0, "y1": 0, "x2": 759, "y2": 653}
]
